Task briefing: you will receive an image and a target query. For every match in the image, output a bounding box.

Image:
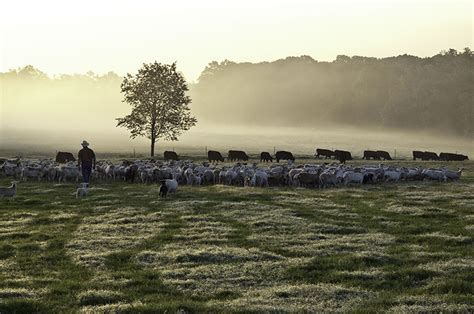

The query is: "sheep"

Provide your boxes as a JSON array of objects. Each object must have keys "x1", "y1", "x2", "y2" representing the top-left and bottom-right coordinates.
[
  {"x1": 422, "y1": 169, "x2": 447, "y2": 182},
  {"x1": 0, "y1": 181, "x2": 17, "y2": 198},
  {"x1": 384, "y1": 169, "x2": 404, "y2": 182},
  {"x1": 188, "y1": 173, "x2": 201, "y2": 186},
  {"x1": 3, "y1": 160, "x2": 21, "y2": 177},
  {"x1": 165, "y1": 179, "x2": 178, "y2": 193},
  {"x1": 343, "y1": 171, "x2": 364, "y2": 185},
  {"x1": 202, "y1": 169, "x2": 215, "y2": 185},
  {"x1": 294, "y1": 172, "x2": 320, "y2": 188},
  {"x1": 441, "y1": 168, "x2": 463, "y2": 181},
  {"x1": 250, "y1": 170, "x2": 269, "y2": 187},
  {"x1": 21, "y1": 164, "x2": 45, "y2": 181},
  {"x1": 105, "y1": 164, "x2": 115, "y2": 180},
  {"x1": 319, "y1": 171, "x2": 338, "y2": 188},
  {"x1": 58, "y1": 164, "x2": 80, "y2": 183},
  {"x1": 4, "y1": 157, "x2": 463, "y2": 191}
]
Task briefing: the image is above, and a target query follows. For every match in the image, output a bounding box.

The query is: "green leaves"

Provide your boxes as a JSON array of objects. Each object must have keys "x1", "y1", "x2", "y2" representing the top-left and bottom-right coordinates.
[{"x1": 116, "y1": 62, "x2": 197, "y2": 156}]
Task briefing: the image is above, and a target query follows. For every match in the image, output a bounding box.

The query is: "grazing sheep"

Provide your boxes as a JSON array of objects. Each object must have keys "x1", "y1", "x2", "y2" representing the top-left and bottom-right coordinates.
[
  {"x1": 4, "y1": 156, "x2": 463, "y2": 191},
  {"x1": 343, "y1": 171, "x2": 364, "y2": 185},
  {"x1": 165, "y1": 179, "x2": 178, "y2": 193},
  {"x1": 202, "y1": 169, "x2": 215, "y2": 185},
  {"x1": 442, "y1": 168, "x2": 463, "y2": 181},
  {"x1": 21, "y1": 165, "x2": 43, "y2": 181},
  {"x1": 422, "y1": 169, "x2": 447, "y2": 181},
  {"x1": 319, "y1": 171, "x2": 338, "y2": 188}
]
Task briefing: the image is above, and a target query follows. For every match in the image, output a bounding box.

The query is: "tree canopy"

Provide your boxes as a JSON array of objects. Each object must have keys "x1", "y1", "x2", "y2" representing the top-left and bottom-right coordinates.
[{"x1": 116, "y1": 62, "x2": 197, "y2": 156}]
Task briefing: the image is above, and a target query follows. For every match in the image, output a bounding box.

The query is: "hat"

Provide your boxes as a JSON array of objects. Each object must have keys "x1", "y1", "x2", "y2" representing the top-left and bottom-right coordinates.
[{"x1": 81, "y1": 140, "x2": 89, "y2": 147}]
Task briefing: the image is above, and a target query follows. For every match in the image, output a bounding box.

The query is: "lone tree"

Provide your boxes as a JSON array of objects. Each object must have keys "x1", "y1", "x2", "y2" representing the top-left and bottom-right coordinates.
[{"x1": 117, "y1": 62, "x2": 197, "y2": 157}]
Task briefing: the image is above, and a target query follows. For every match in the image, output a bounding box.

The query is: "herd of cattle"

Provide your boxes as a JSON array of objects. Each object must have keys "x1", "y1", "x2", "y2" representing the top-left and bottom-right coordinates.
[
  {"x1": 0, "y1": 151, "x2": 465, "y2": 189},
  {"x1": 187, "y1": 149, "x2": 468, "y2": 163},
  {"x1": 54, "y1": 149, "x2": 469, "y2": 165}
]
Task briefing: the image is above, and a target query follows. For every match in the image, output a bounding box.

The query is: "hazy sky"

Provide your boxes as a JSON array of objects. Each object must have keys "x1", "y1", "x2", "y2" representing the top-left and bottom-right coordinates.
[{"x1": 1, "y1": 0, "x2": 472, "y2": 81}]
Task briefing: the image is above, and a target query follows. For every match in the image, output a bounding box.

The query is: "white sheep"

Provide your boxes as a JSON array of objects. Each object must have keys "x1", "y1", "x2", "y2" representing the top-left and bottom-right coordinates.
[{"x1": 0, "y1": 182, "x2": 17, "y2": 198}]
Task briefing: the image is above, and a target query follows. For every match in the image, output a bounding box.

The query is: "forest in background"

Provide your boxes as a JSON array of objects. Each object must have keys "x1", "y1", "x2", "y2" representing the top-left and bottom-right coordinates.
[
  {"x1": 192, "y1": 48, "x2": 473, "y2": 138},
  {"x1": 1, "y1": 48, "x2": 473, "y2": 139}
]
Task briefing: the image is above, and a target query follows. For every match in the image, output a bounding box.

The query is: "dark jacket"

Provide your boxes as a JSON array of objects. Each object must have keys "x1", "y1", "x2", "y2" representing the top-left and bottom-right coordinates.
[{"x1": 78, "y1": 147, "x2": 96, "y2": 166}]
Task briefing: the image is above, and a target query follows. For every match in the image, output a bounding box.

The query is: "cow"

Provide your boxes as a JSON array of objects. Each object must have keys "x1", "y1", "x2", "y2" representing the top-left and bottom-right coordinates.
[
  {"x1": 315, "y1": 148, "x2": 334, "y2": 159},
  {"x1": 423, "y1": 151, "x2": 439, "y2": 161},
  {"x1": 413, "y1": 151, "x2": 424, "y2": 160},
  {"x1": 413, "y1": 151, "x2": 439, "y2": 161},
  {"x1": 275, "y1": 151, "x2": 295, "y2": 163},
  {"x1": 55, "y1": 152, "x2": 75, "y2": 163},
  {"x1": 334, "y1": 150, "x2": 352, "y2": 164},
  {"x1": 363, "y1": 150, "x2": 380, "y2": 160},
  {"x1": 228, "y1": 150, "x2": 249, "y2": 161},
  {"x1": 164, "y1": 151, "x2": 179, "y2": 161},
  {"x1": 376, "y1": 150, "x2": 392, "y2": 160},
  {"x1": 260, "y1": 152, "x2": 273, "y2": 162},
  {"x1": 208, "y1": 150, "x2": 224, "y2": 163},
  {"x1": 439, "y1": 152, "x2": 469, "y2": 161}
]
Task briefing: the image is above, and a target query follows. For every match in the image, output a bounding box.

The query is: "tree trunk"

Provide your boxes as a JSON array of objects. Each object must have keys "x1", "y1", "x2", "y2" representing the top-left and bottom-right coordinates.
[
  {"x1": 150, "y1": 139, "x2": 155, "y2": 157},
  {"x1": 150, "y1": 119, "x2": 156, "y2": 157}
]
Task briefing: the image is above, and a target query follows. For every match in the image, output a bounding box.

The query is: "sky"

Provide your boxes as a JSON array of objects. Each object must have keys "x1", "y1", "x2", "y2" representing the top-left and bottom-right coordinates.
[{"x1": 0, "y1": 0, "x2": 472, "y2": 81}]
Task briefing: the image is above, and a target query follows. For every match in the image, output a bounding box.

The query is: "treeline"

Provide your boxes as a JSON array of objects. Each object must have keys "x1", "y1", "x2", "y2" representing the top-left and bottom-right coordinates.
[
  {"x1": 1, "y1": 48, "x2": 473, "y2": 138},
  {"x1": 190, "y1": 48, "x2": 473, "y2": 138}
]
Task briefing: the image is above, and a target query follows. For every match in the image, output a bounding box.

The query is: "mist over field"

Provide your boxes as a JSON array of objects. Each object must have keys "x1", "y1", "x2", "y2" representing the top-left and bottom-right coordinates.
[
  {"x1": 1, "y1": 50, "x2": 473, "y2": 158},
  {"x1": 1, "y1": 123, "x2": 473, "y2": 160}
]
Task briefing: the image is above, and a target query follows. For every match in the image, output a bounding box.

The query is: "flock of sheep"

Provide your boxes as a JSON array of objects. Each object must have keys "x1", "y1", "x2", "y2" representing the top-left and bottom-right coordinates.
[{"x1": 0, "y1": 155, "x2": 464, "y2": 196}]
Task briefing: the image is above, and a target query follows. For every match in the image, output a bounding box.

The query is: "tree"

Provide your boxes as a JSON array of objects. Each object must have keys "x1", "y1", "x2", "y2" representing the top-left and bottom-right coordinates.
[{"x1": 116, "y1": 62, "x2": 197, "y2": 157}]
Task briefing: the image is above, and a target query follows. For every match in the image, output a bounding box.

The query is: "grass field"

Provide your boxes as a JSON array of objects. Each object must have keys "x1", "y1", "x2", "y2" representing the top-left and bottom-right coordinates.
[{"x1": 0, "y1": 160, "x2": 473, "y2": 312}]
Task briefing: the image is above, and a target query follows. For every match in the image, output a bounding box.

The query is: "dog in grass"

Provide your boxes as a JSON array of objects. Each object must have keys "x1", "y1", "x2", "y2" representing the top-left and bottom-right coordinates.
[
  {"x1": 159, "y1": 180, "x2": 168, "y2": 198},
  {"x1": 76, "y1": 183, "x2": 89, "y2": 199}
]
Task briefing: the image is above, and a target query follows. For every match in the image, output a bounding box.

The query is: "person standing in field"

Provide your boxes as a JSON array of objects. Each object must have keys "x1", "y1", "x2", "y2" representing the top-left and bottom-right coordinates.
[{"x1": 78, "y1": 140, "x2": 96, "y2": 185}]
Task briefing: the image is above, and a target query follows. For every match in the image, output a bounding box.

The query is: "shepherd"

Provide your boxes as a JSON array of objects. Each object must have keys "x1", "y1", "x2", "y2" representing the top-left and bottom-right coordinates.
[{"x1": 78, "y1": 140, "x2": 96, "y2": 185}]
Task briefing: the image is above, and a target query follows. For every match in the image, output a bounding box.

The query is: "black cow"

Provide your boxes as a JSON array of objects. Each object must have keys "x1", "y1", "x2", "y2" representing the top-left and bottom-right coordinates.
[
  {"x1": 228, "y1": 150, "x2": 249, "y2": 161},
  {"x1": 164, "y1": 151, "x2": 179, "y2": 161},
  {"x1": 260, "y1": 152, "x2": 273, "y2": 162},
  {"x1": 208, "y1": 150, "x2": 225, "y2": 163},
  {"x1": 334, "y1": 150, "x2": 352, "y2": 164},
  {"x1": 56, "y1": 152, "x2": 76, "y2": 163},
  {"x1": 413, "y1": 151, "x2": 439, "y2": 161},
  {"x1": 439, "y1": 152, "x2": 469, "y2": 161},
  {"x1": 275, "y1": 151, "x2": 295, "y2": 163},
  {"x1": 315, "y1": 148, "x2": 334, "y2": 159},
  {"x1": 424, "y1": 151, "x2": 439, "y2": 161},
  {"x1": 413, "y1": 151, "x2": 424, "y2": 160},
  {"x1": 376, "y1": 150, "x2": 392, "y2": 160},
  {"x1": 363, "y1": 150, "x2": 380, "y2": 160}
]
